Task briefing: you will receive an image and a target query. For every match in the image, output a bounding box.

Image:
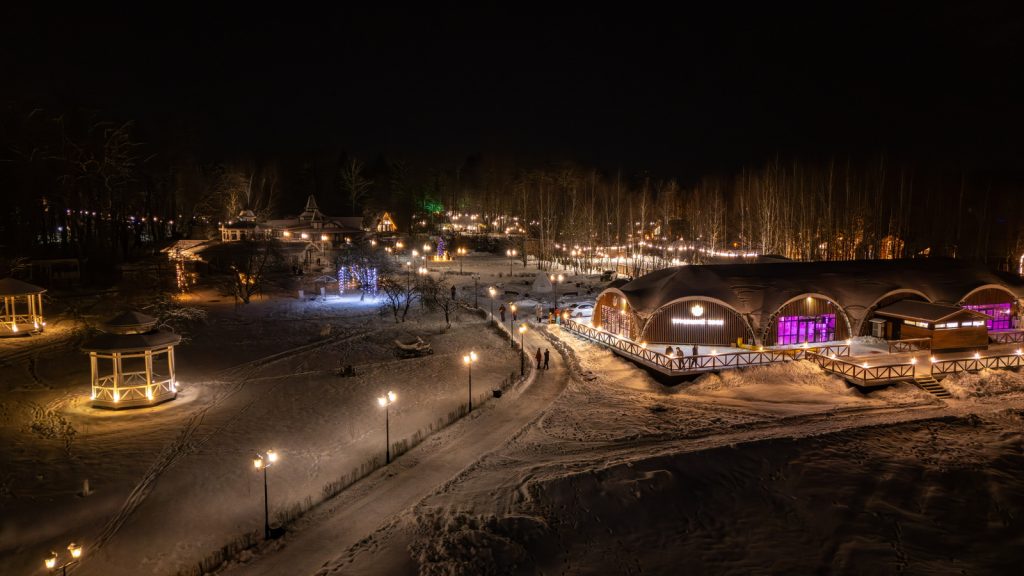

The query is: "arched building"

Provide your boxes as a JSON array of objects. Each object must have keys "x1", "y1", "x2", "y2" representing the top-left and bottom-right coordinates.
[{"x1": 592, "y1": 259, "x2": 1024, "y2": 348}]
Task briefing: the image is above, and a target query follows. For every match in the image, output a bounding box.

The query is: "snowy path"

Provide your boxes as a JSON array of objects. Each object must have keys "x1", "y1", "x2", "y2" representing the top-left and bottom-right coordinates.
[{"x1": 216, "y1": 327, "x2": 570, "y2": 576}]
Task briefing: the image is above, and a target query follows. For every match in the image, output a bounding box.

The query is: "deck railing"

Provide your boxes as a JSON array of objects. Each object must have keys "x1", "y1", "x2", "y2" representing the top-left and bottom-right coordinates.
[
  {"x1": 805, "y1": 351, "x2": 916, "y2": 386},
  {"x1": 989, "y1": 330, "x2": 1024, "y2": 344},
  {"x1": 563, "y1": 319, "x2": 850, "y2": 374},
  {"x1": 887, "y1": 337, "x2": 931, "y2": 353},
  {"x1": 92, "y1": 371, "x2": 176, "y2": 407},
  {"x1": 930, "y1": 352, "x2": 1024, "y2": 376}
]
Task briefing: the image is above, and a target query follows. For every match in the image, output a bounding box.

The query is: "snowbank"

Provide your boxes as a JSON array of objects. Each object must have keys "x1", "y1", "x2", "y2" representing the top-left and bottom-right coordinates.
[{"x1": 942, "y1": 368, "x2": 1024, "y2": 399}]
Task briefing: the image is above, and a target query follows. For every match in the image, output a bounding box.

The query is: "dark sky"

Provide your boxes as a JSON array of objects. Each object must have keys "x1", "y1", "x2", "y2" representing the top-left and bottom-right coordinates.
[{"x1": 3, "y1": 3, "x2": 1023, "y2": 178}]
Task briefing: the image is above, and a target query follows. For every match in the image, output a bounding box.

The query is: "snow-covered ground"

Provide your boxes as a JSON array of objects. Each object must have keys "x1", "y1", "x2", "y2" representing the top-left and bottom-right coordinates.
[{"x1": 5, "y1": 253, "x2": 1024, "y2": 576}]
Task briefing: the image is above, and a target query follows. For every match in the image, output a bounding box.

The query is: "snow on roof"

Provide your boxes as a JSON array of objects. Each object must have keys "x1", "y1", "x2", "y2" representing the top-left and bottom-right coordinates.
[
  {"x1": 609, "y1": 258, "x2": 1024, "y2": 332},
  {"x1": 0, "y1": 277, "x2": 46, "y2": 295},
  {"x1": 873, "y1": 300, "x2": 991, "y2": 323},
  {"x1": 81, "y1": 330, "x2": 181, "y2": 353}
]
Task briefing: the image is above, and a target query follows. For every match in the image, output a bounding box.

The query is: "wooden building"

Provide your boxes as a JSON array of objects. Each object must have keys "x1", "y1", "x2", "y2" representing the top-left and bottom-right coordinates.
[
  {"x1": 83, "y1": 311, "x2": 181, "y2": 409},
  {"x1": 872, "y1": 301, "x2": 990, "y2": 351},
  {"x1": 0, "y1": 277, "x2": 46, "y2": 336},
  {"x1": 592, "y1": 258, "x2": 1024, "y2": 348}
]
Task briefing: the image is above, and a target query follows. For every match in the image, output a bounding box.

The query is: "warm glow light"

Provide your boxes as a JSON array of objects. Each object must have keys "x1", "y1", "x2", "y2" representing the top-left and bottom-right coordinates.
[
  {"x1": 973, "y1": 352, "x2": 981, "y2": 360},
  {"x1": 862, "y1": 362, "x2": 869, "y2": 368},
  {"x1": 510, "y1": 304, "x2": 516, "y2": 312},
  {"x1": 710, "y1": 349, "x2": 718, "y2": 356},
  {"x1": 68, "y1": 543, "x2": 82, "y2": 559},
  {"x1": 639, "y1": 341, "x2": 647, "y2": 348},
  {"x1": 1017, "y1": 349, "x2": 1022, "y2": 356},
  {"x1": 378, "y1": 396, "x2": 387, "y2": 407},
  {"x1": 112, "y1": 391, "x2": 120, "y2": 403},
  {"x1": 910, "y1": 357, "x2": 918, "y2": 365},
  {"x1": 283, "y1": 231, "x2": 291, "y2": 237},
  {"x1": 845, "y1": 339, "x2": 852, "y2": 345},
  {"x1": 518, "y1": 324, "x2": 526, "y2": 334},
  {"x1": 470, "y1": 351, "x2": 478, "y2": 361},
  {"x1": 388, "y1": 391, "x2": 397, "y2": 402},
  {"x1": 45, "y1": 553, "x2": 57, "y2": 569},
  {"x1": 930, "y1": 356, "x2": 937, "y2": 363},
  {"x1": 146, "y1": 388, "x2": 154, "y2": 400},
  {"x1": 11, "y1": 324, "x2": 17, "y2": 333},
  {"x1": 267, "y1": 449, "x2": 278, "y2": 463},
  {"x1": 254, "y1": 456, "x2": 263, "y2": 469},
  {"x1": 690, "y1": 304, "x2": 704, "y2": 317},
  {"x1": 321, "y1": 234, "x2": 329, "y2": 241}
]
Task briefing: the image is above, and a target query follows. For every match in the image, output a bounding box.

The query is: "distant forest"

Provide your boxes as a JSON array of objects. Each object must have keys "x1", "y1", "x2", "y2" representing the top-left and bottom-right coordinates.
[{"x1": 3, "y1": 104, "x2": 1022, "y2": 273}]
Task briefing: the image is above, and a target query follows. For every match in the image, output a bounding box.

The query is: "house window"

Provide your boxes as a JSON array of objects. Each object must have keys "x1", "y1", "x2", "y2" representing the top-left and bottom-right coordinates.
[
  {"x1": 961, "y1": 303, "x2": 1012, "y2": 330},
  {"x1": 776, "y1": 314, "x2": 836, "y2": 345}
]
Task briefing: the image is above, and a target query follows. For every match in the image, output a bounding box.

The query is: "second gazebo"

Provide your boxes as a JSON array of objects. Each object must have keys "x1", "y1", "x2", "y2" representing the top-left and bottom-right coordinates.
[
  {"x1": 0, "y1": 277, "x2": 46, "y2": 336},
  {"x1": 83, "y1": 311, "x2": 181, "y2": 409}
]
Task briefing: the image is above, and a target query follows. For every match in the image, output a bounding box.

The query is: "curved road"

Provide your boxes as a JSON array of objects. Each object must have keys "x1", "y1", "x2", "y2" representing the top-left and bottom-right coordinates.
[{"x1": 219, "y1": 326, "x2": 569, "y2": 576}]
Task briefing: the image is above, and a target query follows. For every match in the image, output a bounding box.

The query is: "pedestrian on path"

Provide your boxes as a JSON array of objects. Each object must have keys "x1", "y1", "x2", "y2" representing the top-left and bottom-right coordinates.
[
  {"x1": 544, "y1": 348, "x2": 550, "y2": 369},
  {"x1": 499, "y1": 304, "x2": 506, "y2": 322},
  {"x1": 535, "y1": 347, "x2": 543, "y2": 369}
]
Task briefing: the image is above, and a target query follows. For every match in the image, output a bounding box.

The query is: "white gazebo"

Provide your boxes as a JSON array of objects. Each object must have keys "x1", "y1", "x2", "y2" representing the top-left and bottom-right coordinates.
[
  {"x1": 83, "y1": 311, "x2": 181, "y2": 409},
  {"x1": 0, "y1": 277, "x2": 46, "y2": 336}
]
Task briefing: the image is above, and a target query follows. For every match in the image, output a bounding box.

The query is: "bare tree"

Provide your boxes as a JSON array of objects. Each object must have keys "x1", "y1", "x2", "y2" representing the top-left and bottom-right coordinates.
[
  {"x1": 379, "y1": 275, "x2": 418, "y2": 323},
  {"x1": 417, "y1": 275, "x2": 458, "y2": 329},
  {"x1": 340, "y1": 157, "x2": 373, "y2": 215}
]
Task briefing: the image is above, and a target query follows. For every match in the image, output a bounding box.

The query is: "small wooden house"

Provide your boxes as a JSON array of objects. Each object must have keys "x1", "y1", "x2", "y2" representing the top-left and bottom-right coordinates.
[{"x1": 872, "y1": 300, "x2": 991, "y2": 351}]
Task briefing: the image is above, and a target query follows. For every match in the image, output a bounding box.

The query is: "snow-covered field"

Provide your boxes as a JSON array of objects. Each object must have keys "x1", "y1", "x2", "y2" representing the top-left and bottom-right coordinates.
[{"x1": 5, "y1": 253, "x2": 1024, "y2": 576}]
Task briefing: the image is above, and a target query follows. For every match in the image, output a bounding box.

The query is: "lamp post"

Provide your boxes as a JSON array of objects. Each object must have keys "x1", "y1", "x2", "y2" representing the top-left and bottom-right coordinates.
[
  {"x1": 377, "y1": 391, "x2": 397, "y2": 464},
  {"x1": 509, "y1": 303, "x2": 517, "y2": 347},
  {"x1": 44, "y1": 542, "x2": 83, "y2": 575},
  {"x1": 457, "y1": 247, "x2": 467, "y2": 274},
  {"x1": 506, "y1": 248, "x2": 517, "y2": 275},
  {"x1": 253, "y1": 449, "x2": 279, "y2": 540},
  {"x1": 488, "y1": 286, "x2": 496, "y2": 321},
  {"x1": 518, "y1": 323, "x2": 527, "y2": 376},
  {"x1": 463, "y1": 351, "x2": 478, "y2": 412}
]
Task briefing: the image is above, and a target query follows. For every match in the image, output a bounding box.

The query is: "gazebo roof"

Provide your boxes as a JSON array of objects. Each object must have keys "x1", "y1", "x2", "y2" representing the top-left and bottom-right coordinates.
[
  {"x1": 82, "y1": 330, "x2": 181, "y2": 353},
  {"x1": 105, "y1": 311, "x2": 159, "y2": 333},
  {"x1": 0, "y1": 277, "x2": 46, "y2": 296}
]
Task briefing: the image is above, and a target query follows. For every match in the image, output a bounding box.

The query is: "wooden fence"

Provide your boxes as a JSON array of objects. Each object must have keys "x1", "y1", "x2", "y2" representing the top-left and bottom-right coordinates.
[
  {"x1": 563, "y1": 319, "x2": 850, "y2": 375},
  {"x1": 930, "y1": 352, "x2": 1024, "y2": 376},
  {"x1": 989, "y1": 330, "x2": 1024, "y2": 344},
  {"x1": 804, "y1": 351, "x2": 916, "y2": 387},
  {"x1": 887, "y1": 337, "x2": 931, "y2": 353}
]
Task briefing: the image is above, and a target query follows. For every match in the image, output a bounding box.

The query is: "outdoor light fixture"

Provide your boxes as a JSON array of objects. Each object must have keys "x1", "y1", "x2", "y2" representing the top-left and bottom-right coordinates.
[
  {"x1": 463, "y1": 352, "x2": 478, "y2": 411},
  {"x1": 301, "y1": 232, "x2": 309, "y2": 239},
  {"x1": 253, "y1": 449, "x2": 280, "y2": 539},
  {"x1": 45, "y1": 542, "x2": 83, "y2": 574},
  {"x1": 378, "y1": 391, "x2": 397, "y2": 464},
  {"x1": 518, "y1": 324, "x2": 527, "y2": 375},
  {"x1": 930, "y1": 356, "x2": 937, "y2": 363},
  {"x1": 690, "y1": 304, "x2": 704, "y2": 317},
  {"x1": 974, "y1": 352, "x2": 981, "y2": 360},
  {"x1": 910, "y1": 357, "x2": 918, "y2": 365},
  {"x1": 321, "y1": 234, "x2": 329, "y2": 241}
]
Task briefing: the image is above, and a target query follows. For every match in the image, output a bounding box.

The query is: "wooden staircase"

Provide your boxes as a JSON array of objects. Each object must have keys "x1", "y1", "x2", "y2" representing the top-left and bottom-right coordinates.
[{"x1": 915, "y1": 375, "x2": 952, "y2": 399}]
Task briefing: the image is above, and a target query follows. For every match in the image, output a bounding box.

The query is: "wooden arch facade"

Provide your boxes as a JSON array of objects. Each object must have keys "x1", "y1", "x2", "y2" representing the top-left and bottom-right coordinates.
[
  {"x1": 640, "y1": 297, "x2": 755, "y2": 347},
  {"x1": 959, "y1": 285, "x2": 1020, "y2": 331},
  {"x1": 593, "y1": 290, "x2": 641, "y2": 340},
  {"x1": 856, "y1": 289, "x2": 931, "y2": 336},
  {"x1": 762, "y1": 293, "x2": 852, "y2": 346}
]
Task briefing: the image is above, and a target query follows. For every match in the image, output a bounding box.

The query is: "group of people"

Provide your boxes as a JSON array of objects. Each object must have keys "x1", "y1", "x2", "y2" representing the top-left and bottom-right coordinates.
[
  {"x1": 664, "y1": 343, "x2": 701, "y2": 368},
  {"x1": 535, "y1": 347, "x2": 551, "y2": 370}
]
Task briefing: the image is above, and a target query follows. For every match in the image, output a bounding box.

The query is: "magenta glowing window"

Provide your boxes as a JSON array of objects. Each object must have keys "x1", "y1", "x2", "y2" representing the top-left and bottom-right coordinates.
[
  {"x1": 962, "y1": 303, "x2": 1013, "y2": 330},
  {"x1": 776, "y1": 314, "x2": 836, "y2": 345}
]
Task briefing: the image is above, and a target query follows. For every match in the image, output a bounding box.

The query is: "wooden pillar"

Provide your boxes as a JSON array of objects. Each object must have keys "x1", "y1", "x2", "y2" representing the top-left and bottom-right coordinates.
[
  {"x1": 145, "y1": 349, "x2": 154, "y2": 398},
  {"x1": 113, "y1": 352, "x2": 123, "y2": 401},
  {"x1": 90, "y1": 353, "x2": 98, "y2": 399},
  {"x1": 168, "y1": 346, "x2": 176, "y2": 387}
]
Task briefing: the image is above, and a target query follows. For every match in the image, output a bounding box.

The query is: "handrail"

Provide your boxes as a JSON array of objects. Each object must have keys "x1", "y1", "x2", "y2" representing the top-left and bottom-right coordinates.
[
  {"x1": 931, "y1": 352, "x2": 1024, "y2": 375},
  {"x1": 804, "y1": 351, "x2": 915, "y2": 385},
  {"x1": 563, "y1": 319, "x2": 850, "y2": 374},
  {"x1": 989, "y1": 330, "x2": 1024, "y2": 344},
  {"x1": 887, "y1": 337, "x2": 931, "y2": 353}
]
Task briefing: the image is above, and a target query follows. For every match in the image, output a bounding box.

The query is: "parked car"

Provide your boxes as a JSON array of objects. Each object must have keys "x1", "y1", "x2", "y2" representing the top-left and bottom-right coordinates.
[{"x1": 566, "y1": 302, "x2": 594, "y2": 318}]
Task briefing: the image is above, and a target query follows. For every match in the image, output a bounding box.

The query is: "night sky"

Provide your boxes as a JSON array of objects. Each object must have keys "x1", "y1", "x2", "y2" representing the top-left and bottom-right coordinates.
[{"x1": 4, "y1": 3, "x2": 1022, "y2": 179}]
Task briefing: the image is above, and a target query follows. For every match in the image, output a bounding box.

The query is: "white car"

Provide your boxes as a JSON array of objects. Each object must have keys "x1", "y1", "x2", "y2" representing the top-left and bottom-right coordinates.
[{"x1": 566, "y1": 303, "x2": 594, "y2": 318}]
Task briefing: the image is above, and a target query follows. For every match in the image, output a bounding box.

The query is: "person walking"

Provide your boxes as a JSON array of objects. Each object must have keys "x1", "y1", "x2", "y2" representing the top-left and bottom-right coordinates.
[
  {"x1": 451, "y1": 284, "x2": 457, "y2": 301},
  {"x1": 535, "y1": 348, "x2": 543, "y2": 369},
  {"x1": 543, "y1": 348, "x2": 550, "y2": 369},
  {"x1": 691, "y1": 344, "x2": 699, "y2": 368},
  {"x1": 499, "y1": 304, "x2": 506, "y2": 322}
]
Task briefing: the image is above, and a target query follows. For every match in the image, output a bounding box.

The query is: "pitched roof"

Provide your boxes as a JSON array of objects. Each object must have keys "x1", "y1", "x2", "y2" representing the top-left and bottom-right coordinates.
[
  {"x1": 0, "y1": 277, "x2": 46, "y2": 296},
  {"x1": 105, "y1": 311, "x2": 158, "y2": 332},
  {"x1": 873, "y1": 300, "x2": 991, "y2": 323},
  {"x1": 81, "y1": 330, "x2": 181, "y2": 352}
]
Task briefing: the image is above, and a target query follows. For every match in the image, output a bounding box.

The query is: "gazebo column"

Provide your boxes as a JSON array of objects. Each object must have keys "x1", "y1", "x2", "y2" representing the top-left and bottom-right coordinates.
[
  {"x1": 144, "y1": 349, "x2": 154, "y2": 400},
  {"x1": 90, "y1": 353, "x2": 98, "y2": 400},
  {"x1": 113, "y1": 352, "x2": 123, "y2": 403},
  {"x1": 168, "y1": 346, "x2": 177, "y2": 389}
]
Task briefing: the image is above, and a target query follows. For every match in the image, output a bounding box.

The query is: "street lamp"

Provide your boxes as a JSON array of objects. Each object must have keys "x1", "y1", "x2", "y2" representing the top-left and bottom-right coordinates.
[
  {"x1": 253, "y1": 449, "x2": 279, "y2": 540},
  {"x1": 463, "y1": 351, "x2": 478, "y2": 412},
  {"x1": 44, "y1": 542, "x2": 83, "y2": 575},
  {"x1": 506, "y1": 248, "x2": 517, "y2": 275},
  {"x1": 456, "y1": 247, "x2": 467, "y2": 274},
  {"x1": 509, "y1": 303, "x2": 517, "y2": 347},
  {"x1": 518, "y1": 323, "x2": 527, "y2": 376},
  {"x1": 488, "y1": 286, "x2": 496, "y2": 320},
  {"x1": 377, "y1": 391, "x2": 397, "y2": 464}
]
